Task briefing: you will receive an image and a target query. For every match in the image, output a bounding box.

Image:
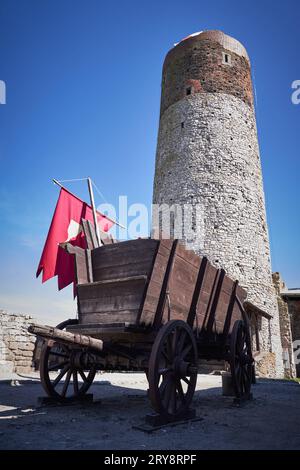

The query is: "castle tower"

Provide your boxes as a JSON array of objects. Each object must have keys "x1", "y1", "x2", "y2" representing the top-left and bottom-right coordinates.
[{"x1": 152, "y1": 30, "x2": 283, "y2": 377}]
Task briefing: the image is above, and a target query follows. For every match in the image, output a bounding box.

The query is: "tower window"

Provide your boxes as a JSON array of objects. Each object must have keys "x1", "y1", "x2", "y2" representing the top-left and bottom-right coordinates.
[
  {"x1": 222, "y1": 52, "x2": 232, "y2": 66},
  {"x1": 186, "y1": 87, "x2": 192, "y2": 95},
  {"x1": 181, "y1": 122, "x2": 184, "y2": 128}
]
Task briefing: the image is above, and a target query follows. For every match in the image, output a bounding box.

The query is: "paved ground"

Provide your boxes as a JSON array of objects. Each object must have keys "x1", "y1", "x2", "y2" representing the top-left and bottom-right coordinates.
[{"x1": 0, "y1": 372, "x2": 299, "y2": 450}]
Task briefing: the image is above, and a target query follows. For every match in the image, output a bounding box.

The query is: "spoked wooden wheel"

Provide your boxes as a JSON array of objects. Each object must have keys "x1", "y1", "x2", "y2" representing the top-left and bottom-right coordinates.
[
  {"x1": 230, "y1": 320, "x2": 253, "y2": 399},
  {"x1": 39, "y1": 319, "x2": 96, "y2": 402},
  {"x1": 148, "y1": 320, "x2": 198, "y2": 419}
]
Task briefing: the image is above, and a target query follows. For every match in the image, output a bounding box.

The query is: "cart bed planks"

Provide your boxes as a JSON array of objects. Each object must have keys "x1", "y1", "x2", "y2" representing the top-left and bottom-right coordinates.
[{"x1": 30, "y1": 237, "x2": 255, "y2": 422}]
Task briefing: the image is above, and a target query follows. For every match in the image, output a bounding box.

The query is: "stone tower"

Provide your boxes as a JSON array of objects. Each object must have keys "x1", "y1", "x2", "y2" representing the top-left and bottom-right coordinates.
[{"x1": 152, "y1": 30, "x2": 283, "y2": 377}]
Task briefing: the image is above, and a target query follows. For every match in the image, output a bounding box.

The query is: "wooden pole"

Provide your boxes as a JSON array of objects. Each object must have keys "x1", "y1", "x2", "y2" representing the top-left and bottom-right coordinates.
[
  {"x1": 28, "y1": 324, "x2": 104, "y2": 352},
  {"x1": 52, "y1": 178, "x2": 67, "y2": 190},
  {"x1": 52, "y1": 178, "x2": 126, "y2": 229},
  {"x1": 87, "y1": 177, "x2": 102, "y2": 247}
]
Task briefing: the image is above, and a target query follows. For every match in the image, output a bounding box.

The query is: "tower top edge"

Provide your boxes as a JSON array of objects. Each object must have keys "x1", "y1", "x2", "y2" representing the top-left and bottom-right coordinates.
[{"x1": 168, "y1": 30, "x2": 250, "y2": 62}]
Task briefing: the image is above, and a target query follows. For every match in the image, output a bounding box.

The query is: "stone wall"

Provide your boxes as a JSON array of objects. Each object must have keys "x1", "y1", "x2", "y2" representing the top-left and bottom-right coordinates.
[
  {"x1": 287, "y1": 298, "x2": 300, "y2": 377},
  {"x1": 153, "y1": 30, "x2": 284, "y2": 377},
  {"x1": 153, "y1": 91, "x2": 284, "y2": 377},
  {"x1": 0, "y1": 309, "x2": 37, "y2": 374},
  {"x1": 272, "y1": 273, "x2": 296, "y2": 378},
  {"x1": 289, "y1": 300, "x2": 300, "y2": 339},
  {"x1": 161, "y1": 31, "x2": 253, "y2": 115}
]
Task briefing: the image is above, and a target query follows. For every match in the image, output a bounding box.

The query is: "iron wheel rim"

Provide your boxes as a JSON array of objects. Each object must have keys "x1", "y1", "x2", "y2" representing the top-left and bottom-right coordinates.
[
  {"x1": 40, "y1": 341, "x2": 96, "y2": 401},
  {"x1": 148, "y1": 320, "x2": 198, "y2": 418},
  {"x1": 230, "y1": 320, "x2": 253, "y2": 398}
]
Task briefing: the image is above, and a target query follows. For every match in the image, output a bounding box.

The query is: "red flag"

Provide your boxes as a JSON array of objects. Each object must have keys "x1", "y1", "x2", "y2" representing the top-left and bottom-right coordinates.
[{"x1": 36, "y1": 188, "x2": 113, "y2": 290}]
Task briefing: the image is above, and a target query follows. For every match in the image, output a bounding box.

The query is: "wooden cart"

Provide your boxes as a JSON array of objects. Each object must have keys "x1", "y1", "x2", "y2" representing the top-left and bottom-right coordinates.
[{"x1": 29, "y1": 237, "x2": 254, "y2": 421}]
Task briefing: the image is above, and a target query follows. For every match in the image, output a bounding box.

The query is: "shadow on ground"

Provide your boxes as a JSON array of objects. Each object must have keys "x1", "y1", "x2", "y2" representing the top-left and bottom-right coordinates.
[{"x1": 0, "y1": 374, "x2": 299, "y2": 450}]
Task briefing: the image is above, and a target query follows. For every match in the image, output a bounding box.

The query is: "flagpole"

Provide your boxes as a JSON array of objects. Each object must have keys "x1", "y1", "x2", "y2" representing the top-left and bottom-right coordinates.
[
  {"x1": 52, "y1": 178, "x2": 126, "y2": 229},
  {"x1": 87, "y1": 177, "x2": 102, "y2": 246}
]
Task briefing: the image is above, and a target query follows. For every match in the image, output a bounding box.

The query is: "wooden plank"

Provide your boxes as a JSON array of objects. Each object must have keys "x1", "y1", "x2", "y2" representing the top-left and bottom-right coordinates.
[
  {"x1": 100, "y1": 232, "x2": 114, "y2": 245},
  {"x1": 187, "y1": 256, "x2": 208, "y2": 328},
  {"x1": 221, "y1": 276, "x2": 235, "y2": 296},
  {"x1": 93, "y1": 261, "x2": 155, "y2": 283},
  {"x1": 153, "y1": 240, "x2": 179, "y2": 327},
  {"x1": 214, "y1": 290, "x2": 231, "y2": 325},
  {"x1": 92, "y1": 239, "x2": 159, "y2": 284},
  {"x1": 221, "y1": 280, "x2": 238, "y2": 340},
  {"x1": 78, "y1": 276, "x2": 147, "y2": 329},
  {"x1": 230, "y1": 305, "x2": 242, "y2": 329},
  {"x1": 142, "y1": 279, "x2": 166, "y2": 315},
  {"x1": 135, "y1": 240, "x2": 161, "y2": 325},
  {"x1": 82, "y1": 219, "x2": 94, "y2": 250},
  {"x1": 85, "y1": 249, "x2": 93, "y2": 283},
  {"x1": 175, "y1": 242, "x2": 203, "y2": 269},
  {"x1": 67, "y1": 322, "x2": 128, "y2": 330},
  {"x1": 79, "y1": 293, "x2": 144, "y2": 313},
  {"x1": 67, "y1": 325, "x2": 155, "y2": 343},
  {"x1": 78, "y1": 278, "x2": 147, "y2": 302},
  {"x1": 76, "y1": 257, "x2": 89, "y2": 284},
  {"x1": 78, "y1": 292, "x2": 142, "y2": 307},
  {"x1": 92, "y1": 239, "x2": 159, "y2": 266},
  {"x1": 161, "y1": 243, "x2": 201, "y2": 325},
  {"x1": 138, "y1": 239, "x2": 173, "y2": 325},
  {"x1": 196, "y1": 290, "x2": 211, "y2": 317},
  {"x1": 170, "y1": 254, "x2": 200, "y2": 284},
  {"x1": 86, "y1": 218, "x2": 99, "y2": 248},
  {"x1": 79, "y1": 310, "x2": 138, "y2": 325},
  {"x1": 211, "y1": 276, "x2": 245, "y2": 335},
  {"x1": 92, "y1": 248, "x2": 158, "y2": 273},
  {"x1": 206, "y1": 269, "x2": 226, "y2": 334},
  {"x1": 79, "y1": 308, "x2": 139, "y2": 317},
  {"x1": 200, "y1": 267, "x2": 221, "y2": 332},
  {"x1": 195, "y1": 263, "x2": 218, "y2": 327},
  {"x1": 148, "y1": 253, "x2": 170, "y2": 284},
  {"x1": 61, "y1": 243, "x2": 89, "y2": 285},
  {"x1": 228, "y1": 289, "x2": 250, "y2": 331},
  {"x1": 201, "y1": 263, "x2": 219, "y2": 294},
  {"x1": 237, "y1": 285, "x2": 247, "y2": 302},
  {"x1": 79, "y1": 275, "x2": 147, "y2": 288},
  {"x1": 79, "y1": 307, "x2": 140, "y2": 316}
]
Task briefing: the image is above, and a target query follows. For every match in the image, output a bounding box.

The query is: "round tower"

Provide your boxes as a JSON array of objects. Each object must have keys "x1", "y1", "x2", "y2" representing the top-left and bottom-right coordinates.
[{"x1": 152, "y1": 30, "x2": 283, "y2": 377}]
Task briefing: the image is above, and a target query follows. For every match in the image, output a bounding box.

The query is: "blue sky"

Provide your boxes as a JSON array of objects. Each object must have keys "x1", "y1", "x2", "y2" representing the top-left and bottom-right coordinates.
[{"x1": 0, "y1": 0, "x2": 299, "y2": 323}]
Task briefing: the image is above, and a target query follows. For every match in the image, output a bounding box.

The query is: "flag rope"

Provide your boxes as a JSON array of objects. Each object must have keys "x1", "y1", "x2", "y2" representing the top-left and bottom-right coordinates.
[
  {"x1": 57, "y1": 178, "x2": 88, "y2": 183},
  {"x1": 91, "y1": 179, "x2": 109, "y2": 205},
  {"x1": 52, "y1": 178, "x2": 126, "y2": 229}
]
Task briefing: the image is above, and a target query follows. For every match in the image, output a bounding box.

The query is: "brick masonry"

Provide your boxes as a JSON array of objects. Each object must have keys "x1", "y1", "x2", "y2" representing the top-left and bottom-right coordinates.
[
  {"x1": 161, "y1": 30, "x2": 253, "y2": 116},
  {"x1": 153, "y1": 30, "x2": 284, "y2": 377},
  {"x1": 0, "y1": 309, "x2": 37, "y2": 374}
]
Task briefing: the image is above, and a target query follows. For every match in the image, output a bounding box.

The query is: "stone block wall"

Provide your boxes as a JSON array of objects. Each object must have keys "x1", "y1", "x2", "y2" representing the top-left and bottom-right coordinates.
[
  {"x1": 272, "y1": 273, "x2": 296, "y2": 378},
  {"x1": 0, "y1": 309, "x2": 37, "y2": 374},
  {"x1": 153, "y1": 91, "x2": 284, "y2": 377},
  {"x1": 287, "y1": 299, "x2": 300, "y2": 377},
  {"x1": 153, "y1": 30, "x2": 284, "y2": 377}
]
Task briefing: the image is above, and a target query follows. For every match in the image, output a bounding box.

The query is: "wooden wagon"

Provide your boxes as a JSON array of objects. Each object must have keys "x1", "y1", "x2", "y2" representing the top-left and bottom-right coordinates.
[{"x1": 29, "y1": 236, "x2": 254, "y2": 421}]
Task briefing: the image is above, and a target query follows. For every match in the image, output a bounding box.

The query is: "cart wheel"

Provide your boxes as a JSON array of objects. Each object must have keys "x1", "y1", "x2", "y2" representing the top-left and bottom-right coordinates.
[
  {"x1": 40, "y1": 319, "x2": 96, "y2": 402},
  {"x1": 230, "y1": 320, "x2": 253, "y2": 399},
  {"x1": 148, "y1": 320, "x2": 198, "y2": 419}
]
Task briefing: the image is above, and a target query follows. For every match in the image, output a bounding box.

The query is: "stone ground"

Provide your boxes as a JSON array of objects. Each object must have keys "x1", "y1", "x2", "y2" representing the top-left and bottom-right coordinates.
[{"x1": 0, "y1": 372, "x2": 299, "y2": 450}]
